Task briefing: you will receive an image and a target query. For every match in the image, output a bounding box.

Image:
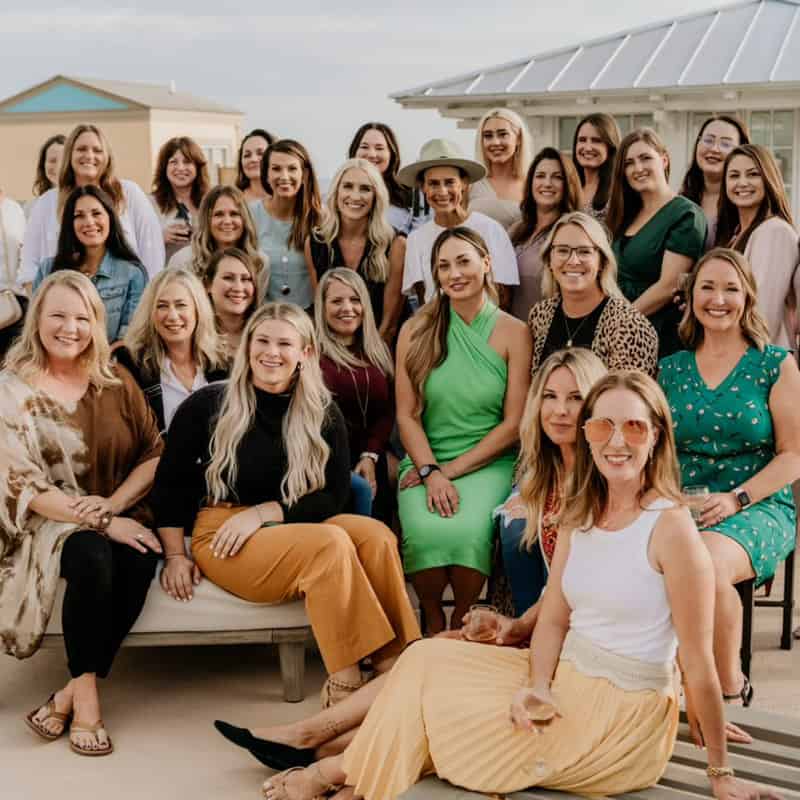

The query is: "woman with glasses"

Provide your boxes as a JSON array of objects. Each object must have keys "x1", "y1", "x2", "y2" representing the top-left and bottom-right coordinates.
[{"x1": 528, "y1": 212, "x2": 657, "y2": 375}]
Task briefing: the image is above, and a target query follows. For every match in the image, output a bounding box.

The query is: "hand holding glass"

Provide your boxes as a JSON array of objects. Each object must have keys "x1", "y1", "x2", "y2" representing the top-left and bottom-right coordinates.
[{"x1": 464, "y1": 604, "x2": 500, "y2": 642}]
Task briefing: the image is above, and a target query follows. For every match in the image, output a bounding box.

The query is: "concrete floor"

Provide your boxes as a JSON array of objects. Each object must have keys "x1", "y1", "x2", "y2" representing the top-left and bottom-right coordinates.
[{"x1": 2, "y1": 567, "x2": 797, "y2": 800}]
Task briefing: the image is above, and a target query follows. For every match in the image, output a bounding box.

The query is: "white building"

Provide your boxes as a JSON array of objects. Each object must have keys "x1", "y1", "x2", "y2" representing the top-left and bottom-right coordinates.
[{"x1": 391, "y1": 0, "x2": 800, "y2": 211}]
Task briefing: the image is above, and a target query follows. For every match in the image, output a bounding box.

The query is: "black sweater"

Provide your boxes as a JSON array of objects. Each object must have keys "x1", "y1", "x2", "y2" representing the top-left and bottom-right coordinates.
[{"x1": 151, "y1": 382, "x2": 350, "y2": 531}]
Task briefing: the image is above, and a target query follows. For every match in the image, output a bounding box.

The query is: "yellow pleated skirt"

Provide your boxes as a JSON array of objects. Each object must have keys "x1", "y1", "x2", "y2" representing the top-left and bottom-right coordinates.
[{"x1": 342, "y1": 637, "x2": 679, "y2": 800}]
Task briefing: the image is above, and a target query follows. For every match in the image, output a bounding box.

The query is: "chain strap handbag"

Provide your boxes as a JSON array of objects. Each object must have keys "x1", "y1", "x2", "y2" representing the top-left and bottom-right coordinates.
[{"x1": 0, "y1": 201, "x2": 24, "y2": 331}]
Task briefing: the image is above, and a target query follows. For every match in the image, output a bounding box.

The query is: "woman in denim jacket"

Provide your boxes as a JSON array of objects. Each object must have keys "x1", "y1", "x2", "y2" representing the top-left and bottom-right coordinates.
[{"x1": 33, "y1": 186, "x2": 147, "y2": 342}]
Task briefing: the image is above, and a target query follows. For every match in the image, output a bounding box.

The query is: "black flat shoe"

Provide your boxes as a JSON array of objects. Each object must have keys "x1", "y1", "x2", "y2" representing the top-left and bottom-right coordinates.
[
  {"x1": 213, "y1": 720, "x2": 316, "y2": 770},
  {"x1": 723, "y1": 676, "x2": 754, "y2": 708}
]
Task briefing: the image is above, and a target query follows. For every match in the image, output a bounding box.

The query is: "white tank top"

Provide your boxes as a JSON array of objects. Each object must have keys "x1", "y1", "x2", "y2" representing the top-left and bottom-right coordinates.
[{"x1": 561, "y1": 499, "x2": 678, "y2": 664}]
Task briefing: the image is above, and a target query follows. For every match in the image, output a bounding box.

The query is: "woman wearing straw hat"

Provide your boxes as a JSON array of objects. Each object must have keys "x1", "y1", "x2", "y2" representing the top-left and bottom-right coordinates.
[{"x1": 399, "y1": 139, "x2": 519, "y2": 310}]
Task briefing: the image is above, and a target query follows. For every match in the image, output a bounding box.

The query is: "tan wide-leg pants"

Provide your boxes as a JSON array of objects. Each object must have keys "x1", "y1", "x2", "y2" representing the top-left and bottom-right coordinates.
[{"x1": 192, "y1": 506, "x2": 421, "y2": 673}]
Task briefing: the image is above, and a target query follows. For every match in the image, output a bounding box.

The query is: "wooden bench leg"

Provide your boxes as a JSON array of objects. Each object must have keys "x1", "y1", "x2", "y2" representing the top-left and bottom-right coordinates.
[{"x1": 278, "y1": 640, "x2": 306, "y2": 703}]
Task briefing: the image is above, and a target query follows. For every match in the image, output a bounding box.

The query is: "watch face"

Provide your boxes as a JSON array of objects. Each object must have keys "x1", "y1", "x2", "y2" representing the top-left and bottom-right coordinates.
[
  {"x1": 419, "y1": 466, "x2": 431, "y2": 479},
  {"x1": 736, "y1": 489, "x2": 751, "y2": 507}
]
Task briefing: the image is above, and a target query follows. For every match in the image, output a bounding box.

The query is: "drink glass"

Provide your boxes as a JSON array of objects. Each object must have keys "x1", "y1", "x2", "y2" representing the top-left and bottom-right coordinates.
[
  {"x1": 464, "y1": 604, "x2": 499, "y2": 642},
  {"x1": 683, "y1": 485, "x2": 710, "y2": 524},
  {"x1": 522, "y1": 693, "x2": 557, "y2": 733}
]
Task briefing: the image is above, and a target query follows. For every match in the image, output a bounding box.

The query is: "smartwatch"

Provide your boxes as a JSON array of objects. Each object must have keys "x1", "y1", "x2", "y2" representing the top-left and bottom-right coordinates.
[
  {"x1": 418, "y1": 464, "x2": 441, "y2": 481},
  {"x1": 733, "y1": 486, "x2": 752, "y2": 510}
]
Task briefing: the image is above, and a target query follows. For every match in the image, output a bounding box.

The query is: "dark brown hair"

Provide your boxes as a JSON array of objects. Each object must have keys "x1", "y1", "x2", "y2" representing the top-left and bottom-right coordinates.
[
  {"x1": 32, "y1": 134, "x2": 65, "y2": 197},
  {"x1": 151, "y1": 136, "x2": 210, "y2": 214},
  {"x1": 571, "y1": 113, "x2": 621, "y2": 213},
  {"x1": 236, "y1": 128, "x2": 276, "y2": 191}
]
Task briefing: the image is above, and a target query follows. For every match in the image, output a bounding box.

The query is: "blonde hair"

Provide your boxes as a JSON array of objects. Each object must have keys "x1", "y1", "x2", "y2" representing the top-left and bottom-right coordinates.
[
  {"x1": 206, "y1": 303, "x2": 332, "y2": 507},
  {"x1": 314, "y1": 268, "x2": 393, "y2": 377},
  {"x1": 58, "y1": 124, "x2": 124, "y2": 214},
  {"x1": 123, "y1": 268, "x2": 226, "y2": 381},
  {"x1": 4, "y1": 271, "x2": 119, "y2": 389},
  {"x1": 405, "y1": 227, "x2": 498, "y2": 414},
  {"x1": 314, "y1": 159, "x2": 394, "y2": 283},
  {"x1": 560, "y1": 371, "x2": 683, "y2": 532},
  {"x1": 540, "y1": 211, "x2": 622, "y2": 299},
  {"x1": 679, "y1": 247, "x2": 770, "y2": 351},
  {"x1": 517, "y1": 348, "x2": 607, "y2": 550},
  {"x1": 474, "y1": 108, "x2": 533, "y2": 179}
]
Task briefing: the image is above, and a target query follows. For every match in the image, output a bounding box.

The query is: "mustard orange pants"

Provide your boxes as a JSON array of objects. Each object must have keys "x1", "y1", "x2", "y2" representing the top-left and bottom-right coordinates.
[{"x1": 192, "y1": 506, "x2": 421, "y2": 673}]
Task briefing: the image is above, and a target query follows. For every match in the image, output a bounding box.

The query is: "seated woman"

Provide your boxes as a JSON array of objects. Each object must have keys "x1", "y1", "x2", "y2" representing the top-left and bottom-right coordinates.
[
  {"x1": 659, "y1": 247, "x2": 800, "y2": 705},
  {"x1": 33, "y1": 185, "x2": 147, "y2": 343},
  {"x1": 203, "y1": 247, "x2": 259, "y2": 359},
  {"x1": 396, "y1": 226, "x2": 532, "y2": 633},
  {"x1": 307, "y1": 157, "x2": 405, "y2": 341},
  {"x1": 315, "y1": 268, "x2": 394, "y2": 522},
  {"x1": 529, "y1": 211, "x2": 658, "y2": 375},
  {"x1": 151, "y1": 302, "x2": 420, "y2": 708},
  {"x1": 261, "y1": 371, "x2": 767, "y2": 800},
  {"x1": 494, "y1": 348, "x2": 606, "y2": 617},
  {"x1": 115, "y1": 267, "x2": 228, "y2": 436},
  {"x1": 0, "y1": 271, "x2": 163, "y2": 757}
]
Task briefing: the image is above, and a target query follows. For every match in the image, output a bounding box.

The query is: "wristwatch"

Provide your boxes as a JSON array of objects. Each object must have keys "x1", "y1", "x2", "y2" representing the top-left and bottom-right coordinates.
[
  {"x1": 94, "y1": 511, "x2": 114, "y2": 537},
  {"x1": 418, "y1": 464, "x2": 441, "y2": 481},
  {"x1": 733, "y1": 486, "x2": 752, "y2": 510}
]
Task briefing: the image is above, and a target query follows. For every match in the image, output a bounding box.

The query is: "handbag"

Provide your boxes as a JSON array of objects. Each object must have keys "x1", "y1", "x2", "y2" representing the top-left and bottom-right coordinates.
[{"x1": 0, "y1": 201, "x2": 23, "y2": 331}]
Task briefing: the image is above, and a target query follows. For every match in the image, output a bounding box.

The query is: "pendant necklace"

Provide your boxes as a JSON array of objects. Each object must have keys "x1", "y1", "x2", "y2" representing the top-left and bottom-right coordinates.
[
  {"x1": 562, "y1": 305, "x2": 591, "y2": 348},
  {"x1": 349, "y1": 364, "x2": 370, "y2": 428}
]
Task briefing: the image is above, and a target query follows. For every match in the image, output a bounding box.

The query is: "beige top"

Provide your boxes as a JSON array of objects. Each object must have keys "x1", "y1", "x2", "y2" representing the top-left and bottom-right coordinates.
[{"x1": 468, "y1": 178, "x2": 522, "y2": 231}]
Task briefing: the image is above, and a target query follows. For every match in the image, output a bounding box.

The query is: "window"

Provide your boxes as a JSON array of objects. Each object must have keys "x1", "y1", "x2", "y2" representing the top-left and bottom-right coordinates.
[
  {"x1": 200, "y1": 144, "x2": 233, "y2": 184},
  {"x1": 558, "y1": 113, "x2": 654, "y2": 153},
  {"x1": 750, "y1": 110, "x2": 793, "y2": 203}
]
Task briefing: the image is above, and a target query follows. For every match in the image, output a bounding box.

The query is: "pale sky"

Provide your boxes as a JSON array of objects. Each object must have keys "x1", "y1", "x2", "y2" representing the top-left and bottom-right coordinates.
[{"x1": 2, "y1": 0, "x2": 720, "y2": 177}]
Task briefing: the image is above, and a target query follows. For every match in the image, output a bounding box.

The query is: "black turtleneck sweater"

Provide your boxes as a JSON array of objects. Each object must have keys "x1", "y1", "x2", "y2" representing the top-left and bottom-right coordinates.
[{"x1": 151, "y1": 382, "x2": 350, "y2": 530}]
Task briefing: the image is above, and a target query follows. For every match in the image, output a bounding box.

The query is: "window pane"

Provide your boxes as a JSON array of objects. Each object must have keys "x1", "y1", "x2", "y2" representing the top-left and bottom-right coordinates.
[
  {"x1": 559, "y1": 116, "x2": 578, "y2": 152},
  {"x1": 773, "y1": 111, "x2": 794, "y2": 147},
  {"x1": 774, "y1": 147, "x2": 793, "y2": 186},
  {"x1": 616, "y1": 116, "x2": 631, "y2": 137},
  {"x1": 750, "y1": 111, "x2": 771, "y2": 146},
  {"x1": 634, "y1": 113, "x2": 654, "y2": 129}
]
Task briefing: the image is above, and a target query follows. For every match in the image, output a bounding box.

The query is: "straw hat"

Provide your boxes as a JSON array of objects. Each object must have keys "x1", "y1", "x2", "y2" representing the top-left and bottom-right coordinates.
[{"x1": 397, "y1": 139, "x2": 486, "y2": 188}]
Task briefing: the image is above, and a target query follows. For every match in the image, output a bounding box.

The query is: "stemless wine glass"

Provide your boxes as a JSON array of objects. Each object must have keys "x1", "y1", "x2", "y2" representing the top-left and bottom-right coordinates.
[
  {"x1": 683, "y1": 485, "x2": 710, "y2": 524},
  {"x1": 464, "y1": 604, "x2": 499, "y2": 642}
]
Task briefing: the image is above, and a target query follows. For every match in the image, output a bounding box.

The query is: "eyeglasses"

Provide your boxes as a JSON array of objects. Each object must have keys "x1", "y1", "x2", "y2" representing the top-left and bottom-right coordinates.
[
  {"x1": 700, "y1": 135, "x2": 736, "y2": 153},
  {"x1": 551, "y1": 245, "x2": 598, "y2": 262},
  {"x1": 583, "y1": 417, "x2": 651, "y2": 446}
]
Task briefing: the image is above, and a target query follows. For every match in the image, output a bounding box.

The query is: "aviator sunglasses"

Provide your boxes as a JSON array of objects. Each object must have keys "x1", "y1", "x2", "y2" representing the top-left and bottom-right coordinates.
[{"x1": 583, "y1": 417, "x2": 651, "y2": 446}]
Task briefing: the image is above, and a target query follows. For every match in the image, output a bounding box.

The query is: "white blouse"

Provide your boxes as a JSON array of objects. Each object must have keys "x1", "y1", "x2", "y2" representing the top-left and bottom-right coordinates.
[{"x1": 0, "y1": 196, "x2": 26, "y2": 292}]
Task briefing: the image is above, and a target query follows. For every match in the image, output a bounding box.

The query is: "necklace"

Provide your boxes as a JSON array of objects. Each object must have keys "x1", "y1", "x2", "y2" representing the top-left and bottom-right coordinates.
[
  {"x1": 562, "y1": 305, "x2": 592, "y2": 348},
  {"x1": 349, "y1": 364, "x2": 370, "y2": 429}
]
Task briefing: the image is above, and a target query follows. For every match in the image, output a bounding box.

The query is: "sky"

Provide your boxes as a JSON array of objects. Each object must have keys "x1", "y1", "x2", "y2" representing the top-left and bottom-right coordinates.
[{"x1": 1, "y1": 0, "x2": 721, "y2": 178}]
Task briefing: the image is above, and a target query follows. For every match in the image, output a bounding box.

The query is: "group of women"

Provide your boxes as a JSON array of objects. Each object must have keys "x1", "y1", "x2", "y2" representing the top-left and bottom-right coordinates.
[{"x1": 0, "y1": 109, "x2": 798, "y2": 800}]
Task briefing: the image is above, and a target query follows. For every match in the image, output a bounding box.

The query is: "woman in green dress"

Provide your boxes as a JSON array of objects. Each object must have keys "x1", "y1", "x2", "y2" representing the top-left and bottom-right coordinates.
[
  {"x1": 396, "y1": 227, "x2": 532, "y2": 633},
  {"x1": 608, "y1": 128, "x2": 706, "y2": 358},
  {"x1": 659, "y1": 247, "x2": 800, "y2": 704}
]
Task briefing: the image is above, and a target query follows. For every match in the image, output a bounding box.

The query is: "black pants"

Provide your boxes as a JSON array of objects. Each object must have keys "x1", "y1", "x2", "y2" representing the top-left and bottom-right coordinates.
[{"x1": 59, "y1": 530, "x2": 157, "y2": 679}]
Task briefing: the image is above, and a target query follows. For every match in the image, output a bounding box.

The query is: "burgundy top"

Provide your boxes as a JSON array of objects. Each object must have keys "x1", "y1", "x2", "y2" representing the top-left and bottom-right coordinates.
[{"x1": 320, "y1": 355, "x2": 393, "y2": 464}]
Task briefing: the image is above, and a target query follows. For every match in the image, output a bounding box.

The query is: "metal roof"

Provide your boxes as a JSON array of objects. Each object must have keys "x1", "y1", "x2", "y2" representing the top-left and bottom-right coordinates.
[{"x1": 392, "y1": 0, "x2": 800, "y2": 101}]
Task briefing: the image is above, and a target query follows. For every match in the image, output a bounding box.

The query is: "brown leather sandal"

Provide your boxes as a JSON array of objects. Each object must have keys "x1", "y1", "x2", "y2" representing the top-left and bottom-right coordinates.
[
  {"x1": 24, "y1": 694, "x2": 72, "y2": 741},
  {"x1": 69, "y1": 719, "x2": 114, "y2": 757}
]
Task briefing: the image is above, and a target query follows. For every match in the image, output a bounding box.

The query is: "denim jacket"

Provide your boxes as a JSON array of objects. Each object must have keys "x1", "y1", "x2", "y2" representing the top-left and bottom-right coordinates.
[{"x1": 33, "y1": 252, "x2": 147, "y2": 342}]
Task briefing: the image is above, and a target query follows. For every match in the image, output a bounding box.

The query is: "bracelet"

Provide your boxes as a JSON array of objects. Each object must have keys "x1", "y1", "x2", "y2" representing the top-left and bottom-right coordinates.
[
  {"x1": 359, "y1": 452, "x2": 379, "y2": 464},
  {"x1": 93, "y1": 511, "x2": 114, "y2": 537},
  {"x1": 164, "y1": 552, "x2": 188, "y2": 560},
  {"x1": 707, "y1": 766, "x2": 735, "y2": 779}
]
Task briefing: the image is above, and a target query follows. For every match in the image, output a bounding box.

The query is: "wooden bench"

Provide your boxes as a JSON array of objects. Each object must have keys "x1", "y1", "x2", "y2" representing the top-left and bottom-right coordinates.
[{"x1": 399, "y1": 705, "x2": 800, "y2": 800}]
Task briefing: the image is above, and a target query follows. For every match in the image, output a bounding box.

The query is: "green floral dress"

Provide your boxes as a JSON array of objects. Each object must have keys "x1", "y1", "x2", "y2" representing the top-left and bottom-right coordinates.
[{"x1": 658, "y1": 346, "x2": 795, "y2": 585}]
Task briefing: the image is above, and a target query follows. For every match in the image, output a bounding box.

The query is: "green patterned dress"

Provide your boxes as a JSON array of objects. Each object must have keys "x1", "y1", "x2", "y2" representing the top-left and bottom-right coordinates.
[{"x1": 658, "y1": 346, "x2": 796, "y2": 585}]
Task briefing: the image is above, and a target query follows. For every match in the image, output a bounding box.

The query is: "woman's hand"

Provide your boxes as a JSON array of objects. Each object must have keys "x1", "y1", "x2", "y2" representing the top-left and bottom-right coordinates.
[
  {"x1": 107, "y1": 517, "x2": 163, "y2": 555},
  {"x1": 685, "y1": 685, "x2": 753, "y2": 746},
  {"x1": 399, "y1": 467, "x2": 421, "y2": 490},
  {"x1": 457, "y1": 611, "x2": 528, "y2": 647},
  {"x1": 161, "y1": 555, "x2": 203, "y2": 602},
  {"x1": 699, "y1": 492, "x2": 740, "y2": 530},
  {"x1": 164, "y1": 222, "x2": 191, "y2": 245},
  {"x1": 510, "y1": 686, "x2": 561, "y2": 733},
  {"x1": 710, "y1": 775, "x2": 783, "y2": 800},
  {"x1": 354, "y1": 457, "x2": 377, "y2": 499},
  {"x1": 210, "y1": 507, "x2": 262, "y2": 558},
  {"x1": 425, "y1": 471, "x2": 459, "y2": 517},
  {"x1": 70, "y1": 495, "x2": 115, "y2": 525}
]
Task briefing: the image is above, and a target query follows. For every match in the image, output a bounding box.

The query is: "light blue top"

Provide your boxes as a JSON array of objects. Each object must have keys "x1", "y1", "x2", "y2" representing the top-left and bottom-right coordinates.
[
  {"x1": 249, "y1": 202, "x2": 313, "y2": 309},
  {"x1": 34, "y1": 252, "x2": 147, "y2": 342}
]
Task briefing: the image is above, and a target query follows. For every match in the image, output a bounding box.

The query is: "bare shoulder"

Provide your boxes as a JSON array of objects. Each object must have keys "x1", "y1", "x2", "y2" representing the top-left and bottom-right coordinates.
[
  {"x1": 651, "y1": 503, "x2": 707, "y2": 566},
  {"x1": 495, "y1": 308, "x2": 529, "y2": 338}
]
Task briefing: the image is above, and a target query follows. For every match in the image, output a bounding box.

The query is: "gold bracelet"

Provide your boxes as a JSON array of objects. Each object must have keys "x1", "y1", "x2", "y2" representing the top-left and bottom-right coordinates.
[
  {"x1": 164, "y1": 552, "x2": 188, "y2": 560},
  {"x1": 707, "y1": 766, "x2": 735, "y2": 779}
]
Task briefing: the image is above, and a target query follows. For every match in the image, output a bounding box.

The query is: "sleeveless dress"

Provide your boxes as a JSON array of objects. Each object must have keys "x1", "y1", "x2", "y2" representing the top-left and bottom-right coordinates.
[
  {"x1": 398, "y1": 300, "x2": 516, "y2": 575},
  {"x1": 659, "y1": 346, "x2": 796, "y2": 584},
  {"x1": 342, "y1": 501, "x2": 680, "y2": 800}
]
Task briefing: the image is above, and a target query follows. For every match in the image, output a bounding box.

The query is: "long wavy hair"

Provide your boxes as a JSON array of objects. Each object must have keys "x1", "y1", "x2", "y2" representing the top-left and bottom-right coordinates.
[
  {"x1": 123, "y1": 267, "x2": 225, "y2": 382},
  {"x1": 560, "y1": 371, "x2": 683, "y2": 532},
  {"x1": 511, "y1": 147, "x2": 580, "y2": 247},
  {"x1": 313, "y1": 158, "x2": 394, "y2": 282},
  {"x1": 187, "y1": 185, "x2": 265, "y2": 281},
  {"x1": 679, "y1": 115, "x2": 750, "y2": 205},
  {"x1": 571, "y1": 113, "x2": 621, "y2": 213},
  {"x1": 58, "y1": 124, "x2": 124, "y2": 214},
  {"x1": 32, "y1": 133, "x2": 65, "y2": 198},
  {"x1": 540, "y1": 211, "x2": 622, "y2": 299},
  {"x1": 715, "y1": 144, "x2": 794, "y2": 252},
  {"x1": 678, "y1": 247, "x2": 770, "y2": 352},
  {"x1": 474, "y1": 108, "x2": 533, "y2": 180},
  {"x1": 206, "y1": 303, "x2": 332, "y2": 507},
  {"x1": 606, "y1": 128, "x2": 671, "y2": 239},
  {"x1": 151, "y1": 136, "x2": 210, "y2": 214},
  {"x1": 517, "y1": 348, "x2": 607, "y2": 550},
  {"x1": 235, "y1": 128, "x2": 276, "y2": 191},
  {"x1": 314, "y1": 268, "x2": 393, "y2": 376},
  {"x1": 4, "y1": 271, "x2": 118, "y2": 389},
  {"x1": 51, "y1": 185, "x2": 142, "y2": 272},
  {"x1": 260, "y1": 139, "x2": 324, "y2": 252},
  {"x1": 405, "y1": 227, "x2": 498, "y2": 414},
  {"x1": 348, "y1": 122, "x2": 411, "y2": 210}
]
